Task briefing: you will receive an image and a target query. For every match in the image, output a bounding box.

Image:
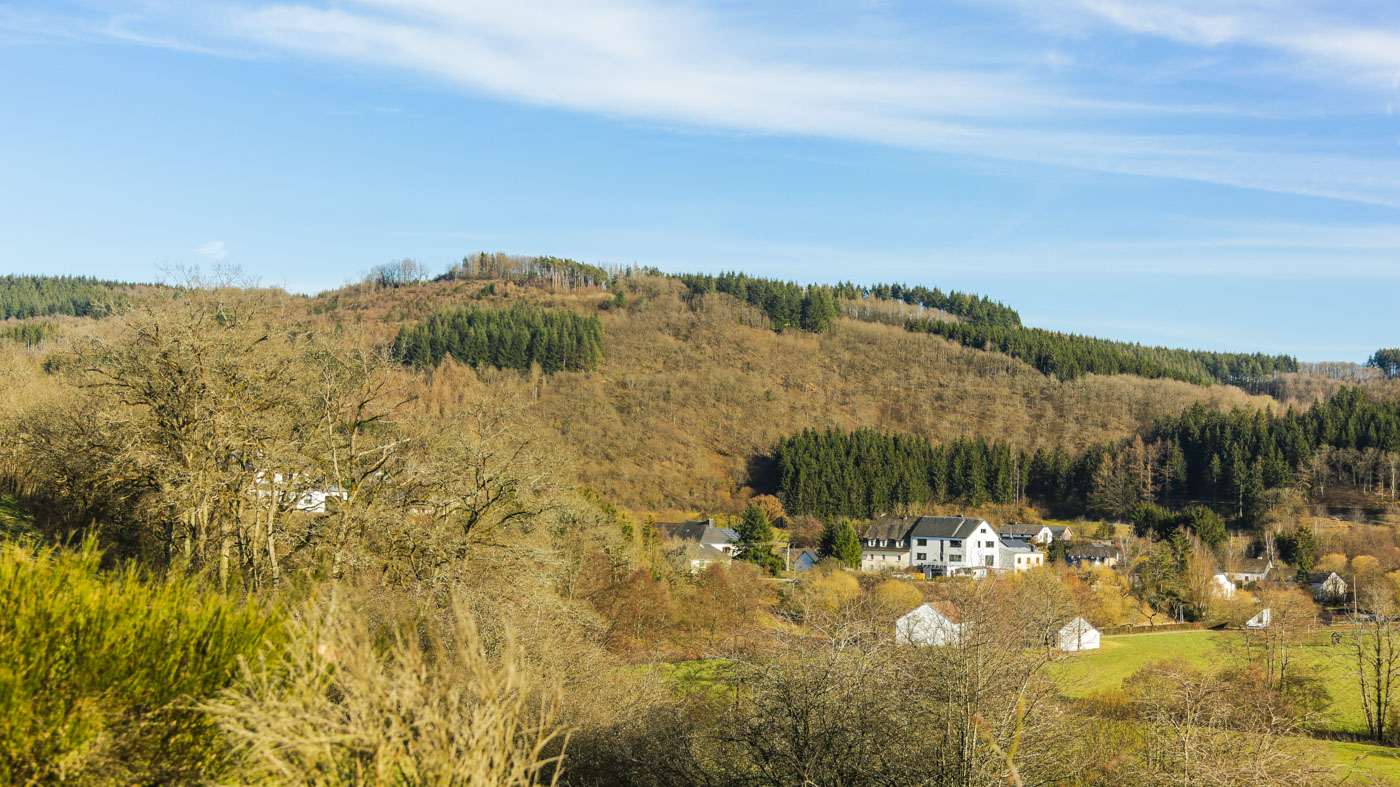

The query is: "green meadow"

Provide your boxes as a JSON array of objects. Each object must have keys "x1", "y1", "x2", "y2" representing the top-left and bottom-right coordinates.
[{"x1": 1053, "y1": 629, "x2": 1400, "y2": 783}]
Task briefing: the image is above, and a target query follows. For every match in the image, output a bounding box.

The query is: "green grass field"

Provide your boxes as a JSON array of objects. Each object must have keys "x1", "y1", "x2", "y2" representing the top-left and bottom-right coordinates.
[{"x1": 1052, "y1": 629, "x2": 1400, "y2": 783}]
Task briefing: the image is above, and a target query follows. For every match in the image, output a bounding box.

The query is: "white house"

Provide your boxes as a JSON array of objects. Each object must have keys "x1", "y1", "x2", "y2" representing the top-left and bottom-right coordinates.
[
  {"x1": 998, "y1": 538, "x2": 1044, "y2": 573},
  {"x1": 1055, "y1": 617, "x2": 1100, "y2": 651},
  {"x1": 1246, "y1": 608, "x2": 1273, "y2": 629},
  {"x1": 1047, "y1": 525, "x2": 1074, "y2": 541},
  {"x1": 1309, "y1": 572, "x2": 1348, "y2": 603},
  {"x1": 657, "y1": 519, "x2": 739, "y2": 555},
  {"x1": 252, "y1": 472, "x2": 347, "y2": 513},
  {"x1": 1211, "y1": 573, "x2": 1237, "y2": 600},
  {"x1": 658, "y1": 519, "x2": 740, "y2": 572},
  {"x1": 1228, "y1": 557, "x2": 1272, "y2": 585},
  {"x1": 861, "y1": 515, "x2": 1002, "y2": 576},
  {"x1": 895, "y1": 603, "x2": 963, "y2": 647}
]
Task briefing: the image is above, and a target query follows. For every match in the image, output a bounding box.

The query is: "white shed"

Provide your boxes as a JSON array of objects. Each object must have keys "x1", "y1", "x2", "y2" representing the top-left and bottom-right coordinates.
[
  {"x1": 1246, "y1": 608, "x2": 1272, "y2": 629},
  {"x1": 1211, "y1": 573, "x2": 1237, "y2": 600},
  {"x1": 1055, "y1": 617, "x2": 1100, "y2": 651},
  {"x1": 895, "y1": 603, "x2": 962, "y2": 647}
]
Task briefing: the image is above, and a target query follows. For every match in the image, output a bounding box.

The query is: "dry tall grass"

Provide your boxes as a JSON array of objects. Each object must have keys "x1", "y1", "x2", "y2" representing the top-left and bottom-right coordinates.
[{"x1": 205, "y1": 595, "x2": 568, "y2": 786}]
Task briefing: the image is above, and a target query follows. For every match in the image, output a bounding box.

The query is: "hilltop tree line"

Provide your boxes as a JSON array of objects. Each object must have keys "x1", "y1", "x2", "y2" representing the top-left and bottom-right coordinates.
[
  {"x1": 439, "y1": 252, "x2": 612, "y2": 289},
  {"x1": 830, "y1": 281, "x2": 1021, "y2": 327},
  {"x1": 1368, "y1": 348, "x2": 1400, "y2": 379},
  {"x1": 677, "y1": 271, "x2": 1020, "y2": 334},
  {"x1": 677, "y1": 272, "x2": 842, "y2": 333},
  {"x1": 906, "y1": 317, "x2": 1298, "y2": 387},
  {"x1": 0, "y1": 275, "x2": 130, "y2": 320},
  {"x1": 772, "y1": 387, "x2": 1400, "y2": 526},
  {"x1": 391, "y1": 303, "x2": 604, "y2": 373}
]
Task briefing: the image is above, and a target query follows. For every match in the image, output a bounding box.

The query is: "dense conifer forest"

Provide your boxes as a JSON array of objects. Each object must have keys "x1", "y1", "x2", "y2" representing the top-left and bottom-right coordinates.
[
  {"x1": 391, "y1": 303, "x2": 604, "y2": 372},
  {"x1": 677, "y1": 272, "x2": 842, "y2": 332},
  {"x1": 774, "y1": 387, "x2": 1400, "y2": 524},
  {"x1": 906, "y1": 317, "x2": 1298, "y2": 386},
  {"x1": 0, "y1": 274, "x2": 130, "y2": 320}
]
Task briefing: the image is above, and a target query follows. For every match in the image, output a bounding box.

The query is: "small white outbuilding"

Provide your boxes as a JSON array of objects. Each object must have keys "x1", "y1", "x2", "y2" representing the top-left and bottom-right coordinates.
[
  {"x1": 1055, "y1": 617, "x2": 1101, "y2": 652},
  {"x1": 1211, "y1": 573, "x2": 1237, "y2": 600},
  {"x1": 895, "y1": 603, "x2": 963, "y2": 647},
  {"x1": 1246, "y1": 608, "x2": 1273, "y2": 629}
]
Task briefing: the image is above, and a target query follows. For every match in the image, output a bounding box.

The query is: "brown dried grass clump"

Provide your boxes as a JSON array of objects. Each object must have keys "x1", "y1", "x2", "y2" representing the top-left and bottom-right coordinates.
[{"x1": 205, "y1": 595, "x2": 567, "y2": 786}]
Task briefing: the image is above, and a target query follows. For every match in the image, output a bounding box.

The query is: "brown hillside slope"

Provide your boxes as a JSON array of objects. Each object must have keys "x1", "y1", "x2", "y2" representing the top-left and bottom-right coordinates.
[{"x1": 366, "y1": 277, "x2": 1272, "y2": 512}]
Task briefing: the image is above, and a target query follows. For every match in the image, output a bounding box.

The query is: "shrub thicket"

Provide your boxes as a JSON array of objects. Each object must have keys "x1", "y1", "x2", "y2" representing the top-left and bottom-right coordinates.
[{"x1": 0, "y1": 540, "x2": 279, "y2": 784}]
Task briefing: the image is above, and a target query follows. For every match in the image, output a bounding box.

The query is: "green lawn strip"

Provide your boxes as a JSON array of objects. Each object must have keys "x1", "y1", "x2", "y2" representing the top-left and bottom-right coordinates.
[
  {"x1": 1321, "y1": 739, "x2": 1400, "y2": 784},
  {"x1": 1049, "y1": 630, "x2": 1228, "y2": 699}
]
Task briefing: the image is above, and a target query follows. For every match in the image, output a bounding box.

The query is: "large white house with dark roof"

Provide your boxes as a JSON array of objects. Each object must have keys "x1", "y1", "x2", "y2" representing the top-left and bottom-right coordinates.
[{"x1": 860, "y1": 515, "x2": 1003, "y2": 575}]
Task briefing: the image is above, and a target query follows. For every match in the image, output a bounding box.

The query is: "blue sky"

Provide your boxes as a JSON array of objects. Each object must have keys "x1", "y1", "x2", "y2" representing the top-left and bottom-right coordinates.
[{"x1": 1, "y1": 1, "x2": 1398, "y2": 361}]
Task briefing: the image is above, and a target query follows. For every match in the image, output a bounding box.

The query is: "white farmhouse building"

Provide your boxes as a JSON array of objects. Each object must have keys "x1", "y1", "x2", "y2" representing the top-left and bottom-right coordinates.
[
  {"x1": 1211, "y1": 573, "x2": 1237, "y2": 600},
  {"x1": 861, "y1": 516, "x2": 1003, "y2": 576},
  {"x1": 998, "y1": 538, "x2": 1044, "y2": 573},
  {"x1": 895, "y1": 603, "x2": 963, "y2": 646},
  {"x1": 1055, "y1": 617, "x2": 1100, "y2": 651}
]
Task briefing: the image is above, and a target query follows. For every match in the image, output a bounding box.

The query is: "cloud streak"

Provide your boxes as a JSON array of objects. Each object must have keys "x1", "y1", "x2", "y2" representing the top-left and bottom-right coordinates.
[{"x1": 12, "y1": 0, "x2": 1400, "y2": 206}]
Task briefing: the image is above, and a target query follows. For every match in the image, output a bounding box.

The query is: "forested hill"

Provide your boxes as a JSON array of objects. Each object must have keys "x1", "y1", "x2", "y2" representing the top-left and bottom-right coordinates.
[
  {"x1": 306, "y1": 267, "x2": 1279, "y2": 512},
  {"x1": 668, "y1": 269, "x2": 1293, "y2": 388},
  {"x1": 0, "y1": 275, "x2": 135, "y2": 320}
]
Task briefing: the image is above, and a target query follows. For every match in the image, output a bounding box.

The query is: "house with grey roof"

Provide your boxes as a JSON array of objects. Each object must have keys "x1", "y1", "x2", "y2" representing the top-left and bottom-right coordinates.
[
  {"x1": 1047, "y1": 525, "x2": 1074, "y2": 541},
  {"x1": 997, "y1": 523, "x2": 1052, "y2": 545},
  {"x1": 1064, "y1": 543, "x2": 1120, "y2": 569},
  {"x1": 657, "y1": 518, "x2": 739, "y2": 571},
  {"x1": 860, "y1": 515, "x2": 1003, "y2": 576},
  {"x1": 999, "y1": 538, "x2": 1044, "y2": 572},
  {"x1": 1227, "y1": 557, "x2": 1272, "y2": 585}
]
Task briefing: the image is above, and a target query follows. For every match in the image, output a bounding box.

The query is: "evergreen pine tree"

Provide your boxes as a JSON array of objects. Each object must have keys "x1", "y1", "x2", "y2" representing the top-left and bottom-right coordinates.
[
  {"x1": 735, "y1": 502, "x2": 783, "y2": 575},
  {"x1": 831, "y1": 520, "x2": 862, "y2": 568}
]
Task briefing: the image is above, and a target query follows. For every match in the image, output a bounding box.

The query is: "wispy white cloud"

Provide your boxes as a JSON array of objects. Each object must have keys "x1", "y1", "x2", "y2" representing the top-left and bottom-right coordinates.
[
  {"x1": 11, "y1": 0, "x2": 1400, "y2": 206},
  {"x1": 194, "y1": 240, "x2": 228, "y2": 260}
]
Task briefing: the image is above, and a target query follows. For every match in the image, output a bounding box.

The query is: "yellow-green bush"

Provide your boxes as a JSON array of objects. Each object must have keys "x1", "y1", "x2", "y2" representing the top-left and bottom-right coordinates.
[{"x1": 0, "y1": 540, "x2": 279, "y2": 784}]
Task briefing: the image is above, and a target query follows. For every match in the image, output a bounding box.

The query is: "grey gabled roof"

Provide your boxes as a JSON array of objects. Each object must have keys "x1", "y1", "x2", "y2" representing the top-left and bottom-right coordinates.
[
  {"x1": 999, "y1": 538, "x2": 1033, "y2": 552},
  {"x1": 864, "y1": 515, "x2": 991, "y2": 543},
  {"x1": 657, "y1": 520, "x2": 737, "y2": 546},
  {"x1": 907, "y1": 516, "x2": 989, "y2": 540},
  {"x1": 863, "y1": 515, "x2": 917, "y2": 543},
  {"x1": 999, "y1": 523, "x2": 1049, "y2": 537}
]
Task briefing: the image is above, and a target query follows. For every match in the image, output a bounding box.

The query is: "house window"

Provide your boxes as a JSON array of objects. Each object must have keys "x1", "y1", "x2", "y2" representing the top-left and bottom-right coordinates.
[
  {"x1": 950, "y1": 540, "x2": 962, "y2": 548},
  {"x1": 985, "y1": 556, "x2": 994, "y2": 567},
  {"x1": 917, "y1": 538, "x2": 927, "y2": 546},
  {"x1": 916, "y1": 552, "x2": 927, "y2": 561},
  {"x1": 949, "y1": 553, "x2": 962, "y2": 562}
]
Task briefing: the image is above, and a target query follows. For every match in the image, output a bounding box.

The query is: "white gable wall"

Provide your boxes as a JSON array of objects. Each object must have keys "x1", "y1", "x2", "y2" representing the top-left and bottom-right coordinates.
[{"x1": 896, "y1": 603, "x2": 961, "y2": 646}]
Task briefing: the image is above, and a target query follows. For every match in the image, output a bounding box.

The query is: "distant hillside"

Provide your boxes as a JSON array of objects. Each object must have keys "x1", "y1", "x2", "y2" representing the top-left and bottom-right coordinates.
[{"x1": 309, "y1": 273, "x2": 1273, "y2": 512}]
